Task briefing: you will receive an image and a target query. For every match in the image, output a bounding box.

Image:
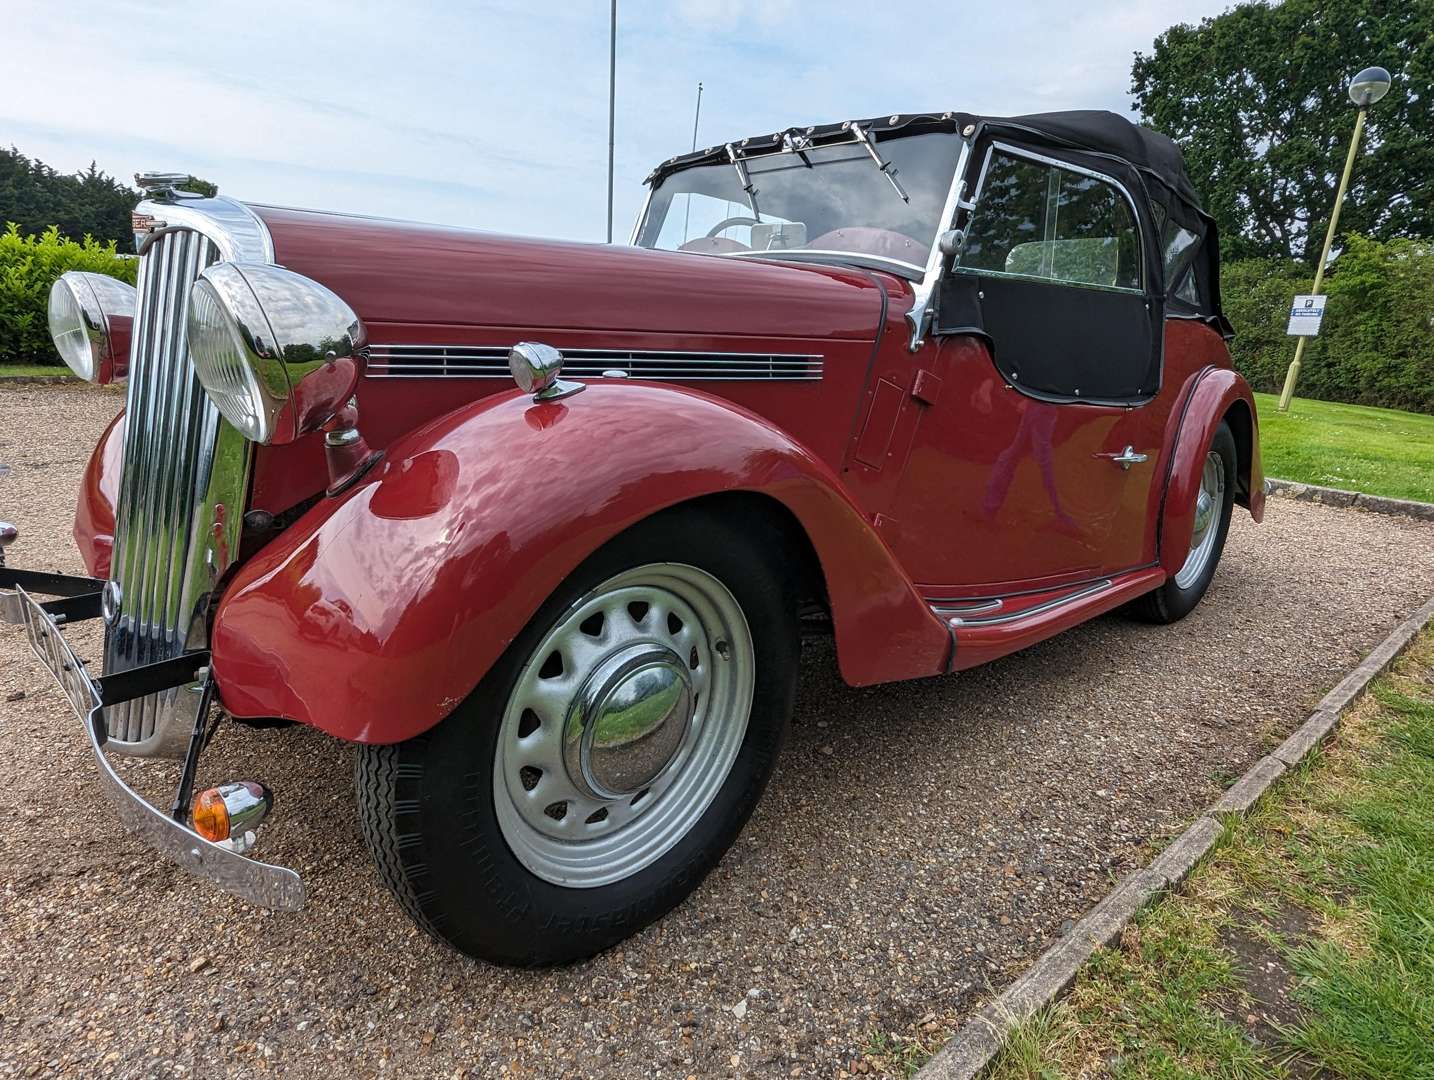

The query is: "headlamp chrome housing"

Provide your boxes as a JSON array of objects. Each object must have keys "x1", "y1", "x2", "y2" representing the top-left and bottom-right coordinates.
[
  {"x1": 46, "y1": 271, "x2": 137, "y2": 383},
  {"x1": 186, "y1": 263, "x2": 365, "y2": 445}
]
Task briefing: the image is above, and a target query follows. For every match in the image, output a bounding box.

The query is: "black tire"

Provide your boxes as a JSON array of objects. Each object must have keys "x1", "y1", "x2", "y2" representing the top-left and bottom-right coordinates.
[
  {"x1": 1131, "y1": 420, "x2": 1237, "y2": 624},
  {"x1": 356, "y1": 504, "x2": 799, "y2": 966}
]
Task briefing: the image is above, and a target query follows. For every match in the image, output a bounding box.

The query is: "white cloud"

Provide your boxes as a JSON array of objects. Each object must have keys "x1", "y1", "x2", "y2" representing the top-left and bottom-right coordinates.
[{"x1": 2, "y1": 0, "x2": 1232, "y2": 243}]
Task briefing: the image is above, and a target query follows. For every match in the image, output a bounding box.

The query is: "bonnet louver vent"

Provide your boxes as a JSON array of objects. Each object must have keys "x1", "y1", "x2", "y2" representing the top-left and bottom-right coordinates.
[{"x1": 367, "y1": 344, "x2": 822, "y2": 382}]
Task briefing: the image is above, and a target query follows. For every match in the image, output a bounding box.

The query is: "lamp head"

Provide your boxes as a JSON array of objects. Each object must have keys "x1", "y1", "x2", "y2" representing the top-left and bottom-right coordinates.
[{"x1": 1349, "y1": 66, "x2": 1392, "y2": 107}]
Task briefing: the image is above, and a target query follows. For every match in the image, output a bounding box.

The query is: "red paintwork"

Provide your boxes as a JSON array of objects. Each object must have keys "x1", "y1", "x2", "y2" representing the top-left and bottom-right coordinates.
[
  {"x1": 75, "y1": 203, "x2": 1264, "y2": 744},
  {"x1": 243, "y1": 206, "x2": 887, "y2": 515},
  {"x1": 846, "y1": 305, "x2": 1230, "y2": 592},
  {"x1": 211, "y1": 384, "x2": 952, "y2": 742},
  {"x1": 75, "y1": 410, "x2": 124, "y2": 577},
  {"x1": 98, "y1": 312, "x2": 132, "y2": 386}
]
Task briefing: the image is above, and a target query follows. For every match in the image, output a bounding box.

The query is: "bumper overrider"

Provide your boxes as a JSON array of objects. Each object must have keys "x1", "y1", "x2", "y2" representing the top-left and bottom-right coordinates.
[{"x1": 0, "y1": 562, "x2": 304, "y2": 911}]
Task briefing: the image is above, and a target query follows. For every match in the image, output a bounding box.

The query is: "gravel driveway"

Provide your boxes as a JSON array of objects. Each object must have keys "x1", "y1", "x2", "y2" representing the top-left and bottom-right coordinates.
[{"x1": 3, "y1": 383, "x2": 1433, "y2": 1079}]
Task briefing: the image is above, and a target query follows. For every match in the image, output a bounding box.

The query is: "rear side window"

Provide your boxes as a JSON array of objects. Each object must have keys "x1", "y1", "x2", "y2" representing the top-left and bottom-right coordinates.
[
  {"x1": 958, "y1": 149, "x2": 1141, "y2": 292},
  {"x1": 1161, "y1": 218, "x2": 1203, "y2": 304}
]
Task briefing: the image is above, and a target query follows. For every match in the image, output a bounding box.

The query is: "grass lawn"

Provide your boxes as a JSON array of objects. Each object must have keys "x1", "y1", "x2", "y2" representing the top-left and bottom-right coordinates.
[
  {"x1": 976, "y1": 628, "x2": 1434, "y2": 1080},
  {"x1": 1255, "y1": 392, "x2": 1434, "y2": 503},
  {"x1": 0, "y1": 363, "x2": 74, "y2": 378}
]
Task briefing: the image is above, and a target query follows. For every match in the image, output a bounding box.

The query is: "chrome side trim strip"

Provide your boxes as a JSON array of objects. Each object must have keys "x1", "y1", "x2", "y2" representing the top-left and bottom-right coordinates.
[
  {"x1": 368, "y1": 344, "x2": 824, "y2": 382},
  {"x1": 927, "y1": 597, "x2": 1003, "y2": 618},
  {"x1": 935, "y1": 579, "x2": 1113, "y2": 626}
]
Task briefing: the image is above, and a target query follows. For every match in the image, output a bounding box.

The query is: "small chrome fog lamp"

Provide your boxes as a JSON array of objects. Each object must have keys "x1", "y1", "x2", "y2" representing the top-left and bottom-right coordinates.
[
  {"x1": 509, "y1": 341, "x2": 585, "y2": 402},
  {"x1": 186, "y1": 263, "x2": 365, "y2": 445},
  {"x1": 46, "y1": 272, "x2": 136, "y2": 383}
]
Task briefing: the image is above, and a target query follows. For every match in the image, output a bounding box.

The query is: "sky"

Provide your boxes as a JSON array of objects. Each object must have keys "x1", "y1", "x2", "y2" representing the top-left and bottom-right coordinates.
[{"x1": 3, "y1": 0, "x2": 1236, "y2": 244}]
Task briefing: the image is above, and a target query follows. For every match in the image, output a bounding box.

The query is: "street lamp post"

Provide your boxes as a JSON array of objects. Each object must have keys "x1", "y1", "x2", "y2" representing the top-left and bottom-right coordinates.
[
  {"x1": 605, "y1": 0, "x2": 616, "y2": 243},
  {"x1": 1277, "y1": 66, "x2": 1392, "y2": 412}
]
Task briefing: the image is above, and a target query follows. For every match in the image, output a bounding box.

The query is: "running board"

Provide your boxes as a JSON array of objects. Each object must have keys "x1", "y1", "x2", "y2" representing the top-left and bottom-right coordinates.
[{"x1": 928, "y1": 568, "x2": 1166, "y2": 670}]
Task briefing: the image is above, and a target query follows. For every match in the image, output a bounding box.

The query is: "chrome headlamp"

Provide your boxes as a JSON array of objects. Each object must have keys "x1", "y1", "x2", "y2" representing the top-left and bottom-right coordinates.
[
  {"x1": 186, "y1": 263, "x2": 365, "y2": 445},
  {"x1": 47, "y1": 271, "x2": 137, "y2": 383}
]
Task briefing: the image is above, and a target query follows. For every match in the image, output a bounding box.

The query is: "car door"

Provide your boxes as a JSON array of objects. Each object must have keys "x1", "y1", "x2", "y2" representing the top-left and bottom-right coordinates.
[{"x1": 882, "y1": 141, "x2": 1174, "y2": 590}]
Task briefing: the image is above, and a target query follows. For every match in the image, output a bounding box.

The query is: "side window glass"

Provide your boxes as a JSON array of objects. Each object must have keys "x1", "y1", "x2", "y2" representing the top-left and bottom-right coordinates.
[
  {"x1": 1175, "y1": 269, "x2": 1201, "y2": 304},
  {"x1": 958, "y1": 150, "x2": 1141, "y2": 292},
  {"x1": 1161, "y1": 221, "x2": 1200, "y2": 282},
  {"x1": 1160, "y1": 218, "x2": 1204, "y2": 306}
]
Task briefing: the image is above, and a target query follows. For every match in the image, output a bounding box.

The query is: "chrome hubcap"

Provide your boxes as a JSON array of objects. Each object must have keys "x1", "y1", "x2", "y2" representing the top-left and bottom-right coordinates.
[
  {"x1": 1175, "y1": 451, "x2": 1225, "y2": 590},
  {"x1": 493, "y1": 563, "x2": 754, "y2": 888},
  {"x1": 563, "y1": 643, "x2": 694, "y2": 799}
]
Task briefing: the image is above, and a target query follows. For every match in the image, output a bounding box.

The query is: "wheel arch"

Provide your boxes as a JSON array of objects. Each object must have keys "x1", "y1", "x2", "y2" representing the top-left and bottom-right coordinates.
[
  {"x1": 1220, "y1": 396, "x2": 1263, "y2": 519},
  {"x1": 1158, "y1": 368, "x2": 1265, "y2": 577},
  {"x1": 655, "y1": 489, "x2": 828, "y2": 610},
  {"x1": 211, "y1": 384, "x2": 950, "y2": 744}
]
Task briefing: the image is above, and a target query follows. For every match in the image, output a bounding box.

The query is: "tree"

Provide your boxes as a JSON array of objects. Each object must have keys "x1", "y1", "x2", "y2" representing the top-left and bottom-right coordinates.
[
  {"x1": 176, "y1": 175, "x2": 218, "y2": 198},
  {"x1": 1132, "y1": 0, "x2": 1434, "y2": 266},
  {"x1": 0, "y1": 147, "x2": 219, "y2": 247},
  {"x1": 0, "y1": 148, "x2": 139, "y2": 246}
]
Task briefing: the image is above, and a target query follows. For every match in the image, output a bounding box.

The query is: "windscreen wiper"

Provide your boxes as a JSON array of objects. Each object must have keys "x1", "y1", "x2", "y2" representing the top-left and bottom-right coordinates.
[
  {"x1": 850, "y1": 123, "x2": 910, "y2": 203},
  {"x1": 726, "y1": 143, "x2": 761, "y2": 220}
]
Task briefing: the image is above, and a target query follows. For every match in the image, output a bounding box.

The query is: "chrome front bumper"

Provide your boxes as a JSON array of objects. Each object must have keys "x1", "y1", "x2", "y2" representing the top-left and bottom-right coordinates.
[{"x1": 2, "y1": 571, "x2": 304, "y2": 911}]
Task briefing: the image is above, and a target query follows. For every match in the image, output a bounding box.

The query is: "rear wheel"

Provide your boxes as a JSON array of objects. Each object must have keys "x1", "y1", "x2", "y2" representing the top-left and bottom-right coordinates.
[
  {"x1": 356, "y1": 506, "x2": 798, "y2": 965},
  {"x1": 1131, "y1": 420, "x2": 1237, "y2": 624}
]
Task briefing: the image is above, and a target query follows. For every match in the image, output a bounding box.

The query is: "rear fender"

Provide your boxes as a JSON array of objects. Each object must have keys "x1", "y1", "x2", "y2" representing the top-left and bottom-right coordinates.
[
  {"x1": 211, "y1": 384, "x2": 951, "y2": 744},
  {"x1": 1159, "y1": 368, "x2": 1264, "y2": 577}
]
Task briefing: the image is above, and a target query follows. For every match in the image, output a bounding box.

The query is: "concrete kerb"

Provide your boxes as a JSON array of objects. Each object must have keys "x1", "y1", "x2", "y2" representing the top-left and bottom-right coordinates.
[
  {"x1": 1266, "y1": 478, "x2": 1434, "y2": 522},
  {"x1": 914, "y1": 592, "x2": 1434, "y2": 1080}
]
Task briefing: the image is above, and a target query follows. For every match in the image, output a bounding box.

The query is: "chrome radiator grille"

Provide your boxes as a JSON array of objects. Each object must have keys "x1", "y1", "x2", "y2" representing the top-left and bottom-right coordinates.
[{"x1": 104, "y1": 222, "x2": 252, "y2": 755}]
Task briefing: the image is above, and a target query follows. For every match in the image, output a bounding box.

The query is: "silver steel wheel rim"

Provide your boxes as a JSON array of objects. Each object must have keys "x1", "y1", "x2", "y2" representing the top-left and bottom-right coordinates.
[
  {"x1": 493, "y1": 563, "x2": 755, "y2": 888},
  {"x1": 1175, "y1": 451, "x2": 1225, "y2": 589}
]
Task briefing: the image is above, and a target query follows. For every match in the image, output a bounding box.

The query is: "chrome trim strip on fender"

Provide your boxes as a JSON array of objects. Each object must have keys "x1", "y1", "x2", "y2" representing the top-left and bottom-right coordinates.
[
  {"x1": 368, "y1": 344, "x2": 824, "y2": 381},
  {"x1": 12, "y1": 584, "x2": 304, "y2": 910},
  {"x1": 927, "y1": 597, "x2": 1003, "y2": 618},
  {"x1": 934, "y1": 578, "x2": 1113, "y2": 626}
]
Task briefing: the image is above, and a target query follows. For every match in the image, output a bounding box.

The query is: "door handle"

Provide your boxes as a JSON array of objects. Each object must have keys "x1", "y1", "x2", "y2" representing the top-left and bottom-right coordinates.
[{"x1": 1098, "y1": 445, "x2": 1149, "y2": 470}]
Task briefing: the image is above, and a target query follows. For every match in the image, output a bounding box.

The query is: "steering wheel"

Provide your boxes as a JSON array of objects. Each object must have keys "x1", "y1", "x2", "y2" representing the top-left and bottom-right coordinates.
[{"x1": 705, "y1": 216, "x2": 761, "y2": 239}]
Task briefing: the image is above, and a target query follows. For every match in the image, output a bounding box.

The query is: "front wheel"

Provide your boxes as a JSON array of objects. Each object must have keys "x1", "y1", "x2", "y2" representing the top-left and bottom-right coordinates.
[
  {"x1": 1131, "y1": 420, "x2": 1237, "y2": 624},
  {"x1": 356, "y1": 507, "x2": 798, "y2": 966}
]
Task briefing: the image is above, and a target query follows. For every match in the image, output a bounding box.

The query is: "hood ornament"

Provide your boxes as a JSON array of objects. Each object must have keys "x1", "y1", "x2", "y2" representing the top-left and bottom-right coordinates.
[{"x1": 134, "y1": 172, "x2": 205, "y2": 202}]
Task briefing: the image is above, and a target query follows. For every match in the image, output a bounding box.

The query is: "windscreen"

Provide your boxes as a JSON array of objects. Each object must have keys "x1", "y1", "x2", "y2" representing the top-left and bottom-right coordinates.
[{"x1": 636, "y1": 132, "x2": 962, "y2": 273}]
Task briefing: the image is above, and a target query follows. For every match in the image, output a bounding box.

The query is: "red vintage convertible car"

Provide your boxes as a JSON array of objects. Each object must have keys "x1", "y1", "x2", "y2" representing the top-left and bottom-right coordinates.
[{"x1": 2, "y1": 109, "x2": 1262, "y2": 965}]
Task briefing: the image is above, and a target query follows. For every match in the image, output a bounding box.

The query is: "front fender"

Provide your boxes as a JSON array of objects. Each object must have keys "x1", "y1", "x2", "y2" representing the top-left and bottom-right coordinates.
[
  {"x1": 74, "y1": 410, "x2": 125, "y2": 578},
  {"x1": 211, "y1": 384, "x2": 951, "y2": 743},
  {"x1": 1159, "y1": 368, "x2": 1264, "y2": 577}
]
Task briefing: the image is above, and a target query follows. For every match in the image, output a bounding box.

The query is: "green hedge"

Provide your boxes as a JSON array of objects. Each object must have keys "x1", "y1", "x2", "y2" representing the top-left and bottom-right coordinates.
[
  {"x1": 0, "y1": 223, "x2": 137, "y2": 365},
  {"x1": 1223, "y1": 234, "x2": 1434, "y2": 414}
]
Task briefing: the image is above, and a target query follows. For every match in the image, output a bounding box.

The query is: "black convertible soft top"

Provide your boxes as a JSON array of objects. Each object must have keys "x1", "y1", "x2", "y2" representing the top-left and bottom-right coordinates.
[
  {"x1": 647, "y1": 109, "x2": 1226, "y2": 335},
  {"x1": 959, "y1": 110, "x2": 1203, "y2": 208},
  {"x1": 650, "y1": 108, "x2": 1201, "y2": 208}
]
